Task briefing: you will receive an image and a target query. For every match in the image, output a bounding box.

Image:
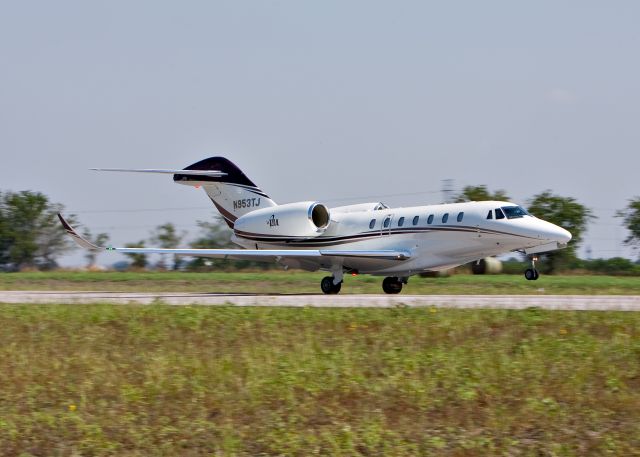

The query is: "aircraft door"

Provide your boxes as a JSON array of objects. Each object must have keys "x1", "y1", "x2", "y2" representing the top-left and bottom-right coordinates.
[{"x1": 380, "y1": 214, "x2": 394, "y2": 236}]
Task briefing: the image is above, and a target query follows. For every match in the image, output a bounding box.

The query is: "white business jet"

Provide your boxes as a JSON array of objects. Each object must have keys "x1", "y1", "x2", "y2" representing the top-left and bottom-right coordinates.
[{"x1": 59, "y1": 157, "x2": 571, "y2": 294}]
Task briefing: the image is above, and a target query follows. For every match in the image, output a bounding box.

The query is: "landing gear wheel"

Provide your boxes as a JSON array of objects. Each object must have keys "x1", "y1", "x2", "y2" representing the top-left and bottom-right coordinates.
[
  {"x1": 321, "y1": 276, "x2": 342, "y2": 294},
  {"x1": 382, "y1": 277, "x2": 403, "y2": 294},
  {"x1": 525, "y1": 255, "x2": 540, "y2": 281}
]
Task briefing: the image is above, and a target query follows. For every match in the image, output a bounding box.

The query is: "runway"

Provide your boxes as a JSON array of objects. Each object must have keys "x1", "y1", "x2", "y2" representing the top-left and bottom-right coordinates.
[{"x1": 1, "y1": 291, "x2": 640, "y2": 310}]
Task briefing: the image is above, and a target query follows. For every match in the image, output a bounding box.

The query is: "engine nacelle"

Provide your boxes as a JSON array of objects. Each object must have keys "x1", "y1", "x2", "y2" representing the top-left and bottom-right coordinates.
[{"x1": 234, "y1": 201, "x2": 330, "y2": 238}]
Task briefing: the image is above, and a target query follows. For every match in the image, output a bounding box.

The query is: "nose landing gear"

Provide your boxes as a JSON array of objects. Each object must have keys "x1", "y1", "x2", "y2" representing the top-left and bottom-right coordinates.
[{"x1": 525, "y1": 256, "x2": 540, "y2": 281}]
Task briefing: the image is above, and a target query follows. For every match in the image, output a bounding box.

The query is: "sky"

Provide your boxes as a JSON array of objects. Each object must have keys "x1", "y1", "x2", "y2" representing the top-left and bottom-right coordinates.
[{"x1": 1, "y1": 1, "x2": 639, "y2": 267}]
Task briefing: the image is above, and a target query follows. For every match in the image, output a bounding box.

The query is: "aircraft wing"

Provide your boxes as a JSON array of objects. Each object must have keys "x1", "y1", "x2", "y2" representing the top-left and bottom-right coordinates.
[{"x1": 58, "y1": 214, "x2": 410, "y2": 262}]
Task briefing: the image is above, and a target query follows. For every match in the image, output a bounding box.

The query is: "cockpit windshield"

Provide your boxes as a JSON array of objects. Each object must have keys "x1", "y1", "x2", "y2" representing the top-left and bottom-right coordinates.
[{"x1": 501, "y1": 206, "x2": 529, "y2": 219}]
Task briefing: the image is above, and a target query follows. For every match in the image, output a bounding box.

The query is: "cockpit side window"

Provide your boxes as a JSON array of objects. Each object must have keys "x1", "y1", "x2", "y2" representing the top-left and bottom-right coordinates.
[
  {"x1": 487, "y1": 210, "x2": 493, "y2": 220},
  {"x1": 495, "y1": 208, "x2": 505, "y2": 220},
  {"x1": 501, "y1": 206, "x2": 529, "y2": 219}
]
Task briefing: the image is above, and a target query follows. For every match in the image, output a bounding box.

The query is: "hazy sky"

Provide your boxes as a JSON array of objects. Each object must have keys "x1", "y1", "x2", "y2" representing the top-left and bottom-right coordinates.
[{"x1": 1, "y1": 1, "x2": 639, "y2": 266}]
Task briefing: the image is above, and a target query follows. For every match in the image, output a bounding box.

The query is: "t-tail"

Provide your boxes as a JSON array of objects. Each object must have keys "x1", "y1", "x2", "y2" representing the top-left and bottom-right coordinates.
[
  {"x1": 92, "y1": 156, "x2": 277, "y2": 228},
  {"x1": 174, "y1": 157, "x2": 277, "y2": 227}
]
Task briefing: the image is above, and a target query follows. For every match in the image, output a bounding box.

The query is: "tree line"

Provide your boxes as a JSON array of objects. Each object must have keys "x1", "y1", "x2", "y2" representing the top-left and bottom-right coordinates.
[
  {"x1": 0, "y1": 190, "x2": 269, "y2": 271},
  {"x1": 118, "y1": 220, "x2": 269, "y2": 271},
  {"x1": 1, "y1": 188, "x2": 639, "y2": 272}
]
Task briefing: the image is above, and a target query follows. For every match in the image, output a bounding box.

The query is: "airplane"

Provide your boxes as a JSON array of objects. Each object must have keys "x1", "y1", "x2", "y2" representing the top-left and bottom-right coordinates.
[{"x1": 58, "y1": 156, "x2": 572, "y2": 294}]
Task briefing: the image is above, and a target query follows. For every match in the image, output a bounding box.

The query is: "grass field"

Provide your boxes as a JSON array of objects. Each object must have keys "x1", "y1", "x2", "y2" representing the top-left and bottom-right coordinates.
[
  {"x1": 1, "y1": 271, "x2": 639, "y2": 295},
  {"x1": 1, "y1": 304, "x2": 640, "y2": 456}
]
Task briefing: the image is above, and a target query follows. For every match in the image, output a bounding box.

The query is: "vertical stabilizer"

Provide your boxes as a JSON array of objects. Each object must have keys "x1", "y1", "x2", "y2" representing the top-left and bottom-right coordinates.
[{"x1": 174, "y1": 157, "x2": 277, "y2": 228}]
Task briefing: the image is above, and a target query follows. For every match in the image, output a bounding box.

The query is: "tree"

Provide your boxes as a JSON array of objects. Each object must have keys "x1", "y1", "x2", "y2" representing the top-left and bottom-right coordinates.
[
  {"x1": 0, "y1": 191, "x2": 77, "y2": 271},
  {"x1": 123, "y1": 241, "x2": 148, "y2": 269},
  {"x1": 190, "y1": 219, "x2": 234, "y2": 250},
  {"x1": 527, "y1": 190, "x2": 595, "y2": 272},
  {"x1": 188, "y1": 218, "x2": 233, "y2": 270},
  {"x1": 150, "y1": 223, "x2": 185, "y2": 270},
  {"x1": 455, "y1": 185, "x2": 510, "y2": 203},
  {"x1": 187, "y1": 217, "x2": 270, "y2": 270},
  {"x1": 0, "y1": 205, "x2": 10, "y2": 268},
  {"x1": 81, "y1": 228, "x2": 110, "y2": 268},
  {"x1": 617, "y1": 197, "x2": 640, "y2": 254}
]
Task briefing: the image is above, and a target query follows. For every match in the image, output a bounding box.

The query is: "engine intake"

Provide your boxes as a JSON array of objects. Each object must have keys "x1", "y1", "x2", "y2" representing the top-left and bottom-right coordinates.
[
  {"x1": 309, "y1": 203, "x2": 330, "y2": 229},
  {"x1": 234, "y1": 201, "x2": 331, "y2": 238}
]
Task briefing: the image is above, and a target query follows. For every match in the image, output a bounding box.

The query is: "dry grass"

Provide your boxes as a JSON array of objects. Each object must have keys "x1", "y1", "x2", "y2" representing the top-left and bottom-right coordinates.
[
  {"x1": 1, "y1": 304, "x2": 640, "y2": 455},
  {"x1": 1, "y1": 271, "x2": 639, "y2": 295}
]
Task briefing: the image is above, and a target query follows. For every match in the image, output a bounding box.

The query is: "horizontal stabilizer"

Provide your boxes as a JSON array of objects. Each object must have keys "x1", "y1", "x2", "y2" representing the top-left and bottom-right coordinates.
[
  {"x1": 89, "y1": 157, "x2": 276, "y2": 230},
  {"x1": 90, "y1": 168, "x2": 227, "y2": 177}
]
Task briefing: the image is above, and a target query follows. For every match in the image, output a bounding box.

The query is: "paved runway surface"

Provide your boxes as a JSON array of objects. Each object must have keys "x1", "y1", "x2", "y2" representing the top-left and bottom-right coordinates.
[{"x1": 2, "y1": 291, "x2": 640, "y2": 310}]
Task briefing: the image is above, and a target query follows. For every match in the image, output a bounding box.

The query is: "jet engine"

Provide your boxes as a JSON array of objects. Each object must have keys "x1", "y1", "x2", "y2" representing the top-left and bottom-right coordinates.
[{"x1": 233, "y1": 201, "x2": 331, "y2": 238}]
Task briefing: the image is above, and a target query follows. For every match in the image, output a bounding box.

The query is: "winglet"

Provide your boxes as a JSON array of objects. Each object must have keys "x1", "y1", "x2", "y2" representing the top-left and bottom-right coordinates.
[{"x1": 57, "y1": 213, "x2": 103, "y2": 251}]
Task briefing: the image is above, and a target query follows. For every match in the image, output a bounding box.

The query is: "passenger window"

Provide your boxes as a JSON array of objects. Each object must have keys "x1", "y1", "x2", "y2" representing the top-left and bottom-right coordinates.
[
  {"x1": 398, "y1": 217, "x2": 405, "y2": 227},
  {"x1": 369, "y1": 219, "x2": 376, "y2": 229},
  {"x1": 495, "y1": 208, "x2": 505, "y2": 220},
  {"x1": 383, "y1": 217, "x2": 391, "y2": 228},
  {"x1": 427, "y1": 214, "x2": 434, "y2": 224},
  {"x1": 412, "y1": 215, "x2": 419, "y2": 225},
  {"x1": 457, "y1": 212, "x2": 464, "y2": 222},
  {"x1": 442, "y1": 213, "x2": 449, "y2": 223},
  {"x1": 487, "y1": 210, "x2": 493, "y2": 220}
]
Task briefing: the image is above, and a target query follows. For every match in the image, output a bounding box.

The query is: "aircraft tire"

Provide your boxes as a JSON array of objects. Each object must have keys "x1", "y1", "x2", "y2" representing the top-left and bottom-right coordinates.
[
  {"x1": 321, "y1": 276, "x2": 342, "y2": 294},
  {"x1": 525, "y1": 268, "x2": 538, "y2": 281},
  {"x1": 382, "y1": 277, "x2": 403, "y2": 294}
]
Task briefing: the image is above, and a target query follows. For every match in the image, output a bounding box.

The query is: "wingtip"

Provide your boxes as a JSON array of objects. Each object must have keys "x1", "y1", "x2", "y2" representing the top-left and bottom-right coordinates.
[
  {"x1": 57, "y1": 212, "x2": 71, "y2": 230},
  {"x1": 57, "y1": 213, "x2": 102, "y2": 251}
]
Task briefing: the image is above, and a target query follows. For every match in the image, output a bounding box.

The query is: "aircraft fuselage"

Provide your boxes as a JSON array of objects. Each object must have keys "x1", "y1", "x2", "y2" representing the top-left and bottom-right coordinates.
[{"x1": 231, "y1": 200, "x2": 571, "y2": 276}]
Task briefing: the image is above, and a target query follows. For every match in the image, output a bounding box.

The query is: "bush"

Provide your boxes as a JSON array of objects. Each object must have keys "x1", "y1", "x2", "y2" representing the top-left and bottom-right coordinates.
[{"x1": 579, "y1": 257, "x2": 640, "y2": 276}]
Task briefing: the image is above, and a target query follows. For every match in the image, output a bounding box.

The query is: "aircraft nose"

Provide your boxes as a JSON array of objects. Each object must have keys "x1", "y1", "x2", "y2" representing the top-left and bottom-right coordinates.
[{"x1": 551, "y1": 225, "x2": 572, "y2": 244}]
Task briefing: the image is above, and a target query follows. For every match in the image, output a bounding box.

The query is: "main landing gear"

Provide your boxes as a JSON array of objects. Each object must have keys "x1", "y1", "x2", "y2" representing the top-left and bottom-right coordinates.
[
  {"x1": 320, "y1": 275, "x2": 408, "y2": 295},
  {"x1": 525, "y1": 256, "x2": 540, "y2": 281},
  {"x1": 382, "y1": 276, "x2": 405, "y2": 294},
  {"x1": 321, "y1": 276, "x2": 342, "y2": 294}
]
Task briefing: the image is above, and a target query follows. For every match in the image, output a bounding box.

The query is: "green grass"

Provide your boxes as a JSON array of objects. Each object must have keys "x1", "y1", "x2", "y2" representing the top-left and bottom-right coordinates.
[
  {"x1": 0, "y1": 271, "x2": 639, "y2": 295},
  {"x1": 1, "y1": 304, "x2": 640, "y2": 455}
]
